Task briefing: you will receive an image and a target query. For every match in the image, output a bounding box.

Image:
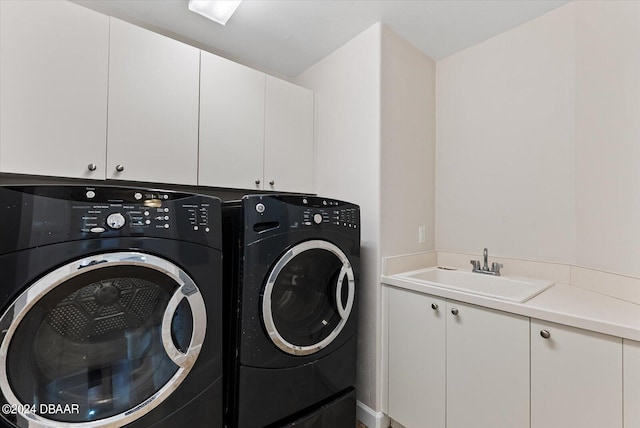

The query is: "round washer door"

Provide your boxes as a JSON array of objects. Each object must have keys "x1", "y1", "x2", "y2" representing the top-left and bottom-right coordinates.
[
  {"x1": 0, "y1": 252, "x2": 206, "y2": 428},
  {"x1": 262, "y1": 240, "x2": 355, "y2": 356}
]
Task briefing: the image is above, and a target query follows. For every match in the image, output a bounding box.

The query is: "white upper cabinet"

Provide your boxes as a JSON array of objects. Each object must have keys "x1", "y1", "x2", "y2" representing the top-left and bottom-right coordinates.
[
  {"x1": 107, "y1": 18, "x2": 200, "y2": 185},
  {"x1": 531, "y1": 320, "x2": 622, "y2": 428},
  {"x1": 199, "y1": 52, "x2": 265, "y2": 190},
  {"x1": 264, "y1": 76, "x2": 314, "y2": 194},
  {"x1": 0, "y1": 0, "x2": 109, "y2": 179},
  {"x1": 0, "y1": 4, "x2": 313, "y2": 190}
]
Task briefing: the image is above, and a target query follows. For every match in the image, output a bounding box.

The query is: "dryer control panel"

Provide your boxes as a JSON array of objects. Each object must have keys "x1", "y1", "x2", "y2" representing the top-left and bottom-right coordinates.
[{"x1": 0, "y1": 186, "x2": 222, "y2": 254}]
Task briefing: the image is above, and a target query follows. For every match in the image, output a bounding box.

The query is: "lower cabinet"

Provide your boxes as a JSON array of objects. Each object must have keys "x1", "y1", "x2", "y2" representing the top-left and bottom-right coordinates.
[
  {"x1": 387, "y1": 288, "x2": 445, "y2": 428},
  {"x1": 387, "y1": 288, "x2": 529, "y2": 428},
  {"x1": 387, "y1": 287, "x2": 632, "y2": 428},
  {"x1": 446, "y1": 301, "x2": 529, "y2": 428},
  {"x1": 530, "y1": 320, "x2": 622, "y2": 428},
  {"x1": 624, "y1": 340, "x2": 640, "y2": 428}
]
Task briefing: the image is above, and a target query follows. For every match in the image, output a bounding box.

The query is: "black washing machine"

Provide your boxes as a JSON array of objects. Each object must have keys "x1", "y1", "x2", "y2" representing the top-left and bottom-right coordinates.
[
  {"x1": 0, "y1": 185, "x2": 223, "y2": 428},
  {"x1": 222, "y1": 194, "x2": 359, "y2": 428}
]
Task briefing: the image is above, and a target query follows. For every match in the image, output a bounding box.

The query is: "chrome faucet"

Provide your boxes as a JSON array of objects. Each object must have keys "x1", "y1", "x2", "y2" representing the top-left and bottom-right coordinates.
[
  {"x1": 482, "y1": 247, "x2": 489, "y2": 271},
  {"x1": 471, "y1": 248, "x2": 503, "y2": 276}
]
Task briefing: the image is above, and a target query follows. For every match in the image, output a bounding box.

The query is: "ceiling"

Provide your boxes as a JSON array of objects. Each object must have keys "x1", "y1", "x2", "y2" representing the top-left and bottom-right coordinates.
[{"x1": 74, "y1": 0, "x2": 570, "y2": 78}]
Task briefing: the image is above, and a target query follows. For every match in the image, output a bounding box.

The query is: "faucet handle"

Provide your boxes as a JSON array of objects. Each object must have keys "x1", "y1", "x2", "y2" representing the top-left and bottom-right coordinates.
[
  {"x1": 470, "y1": 260, "x2": 480, "y2": 271},
  {"x1": 491, "y1": 262, "x2": 504, "y2": 275}
]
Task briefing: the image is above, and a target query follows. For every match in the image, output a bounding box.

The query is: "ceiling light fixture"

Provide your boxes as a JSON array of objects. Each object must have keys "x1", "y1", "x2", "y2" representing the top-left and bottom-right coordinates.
[{"x1": 188, "y1": 0, "x2": 242, "y2": 26}]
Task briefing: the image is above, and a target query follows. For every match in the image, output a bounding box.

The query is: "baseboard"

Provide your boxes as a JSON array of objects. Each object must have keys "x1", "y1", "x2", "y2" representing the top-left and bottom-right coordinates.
[{"x1": 356, "y1": 400, "x2": 389, "y2": 428}]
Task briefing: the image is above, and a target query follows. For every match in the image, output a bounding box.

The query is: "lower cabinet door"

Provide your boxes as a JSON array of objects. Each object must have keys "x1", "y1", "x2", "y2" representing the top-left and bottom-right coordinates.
[
  {"x1": 531, "y1": 319, "x2": 622, "y2": 428},
  {"x1": 387, "y1": 288, "x2": 445, "y2": 428},
  {"x1": 446, "y1": 301, "x2": 530, "y2": 428},
  {"x1": 624, "y1": 339, "x2": 640, "y2": 428}
]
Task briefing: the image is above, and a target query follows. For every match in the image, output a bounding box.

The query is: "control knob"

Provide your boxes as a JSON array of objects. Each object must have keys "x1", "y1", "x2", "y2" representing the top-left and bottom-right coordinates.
[
  {"x1": 106, "y1": 212, "x2": 126, "y2": 229},
  {"x1": 313, "y1": 213, "x2": 323, "y2": 224}
]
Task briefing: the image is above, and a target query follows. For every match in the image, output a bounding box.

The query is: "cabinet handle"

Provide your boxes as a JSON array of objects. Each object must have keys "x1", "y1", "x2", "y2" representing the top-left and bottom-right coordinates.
[
  {"x1": 115, "y1": 164, "x2": 124, "y2": 172},
  {"x1": 87, "y1": 163, "x2": 97, "y2": 172},
  {"x1": 431, "y1": 303, "x2": 438, "y2": 310},
  {"x1": 451, "y1": 308, "x2": 459, "y2": 315},
  {"x1": 540, "y1": 330, "x2": 551, "y2": 339},
  {"x1": 269, "y1": 180, "x2": 275, "y2": 186},
  {"x1": 255, "y1": 179, "x2": 261, "y2": 185}
]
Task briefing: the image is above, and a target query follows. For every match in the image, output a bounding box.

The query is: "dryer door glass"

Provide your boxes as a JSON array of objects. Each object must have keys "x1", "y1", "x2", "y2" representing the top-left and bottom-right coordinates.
[
  {"x1": 263, "y1": 240, "x2": 355, "y2": 356},
  {"x1": 0, "y1": 252, "x2": 206, "y2": 428}
]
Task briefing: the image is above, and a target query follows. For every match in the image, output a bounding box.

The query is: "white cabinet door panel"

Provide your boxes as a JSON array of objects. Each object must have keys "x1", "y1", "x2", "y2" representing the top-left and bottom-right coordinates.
[
  {"x1": 264, "y1": 76, "x2": 314, "y2": 194},
  {"x1": 107, "y1": 18, "x2": 199, "y2": 185},
  {"x1": 624, "y1": 339, "x2": 640, "y2": 428},
  {"x1": 199, "y1": 52, "x2": 265, "y2": 190},
  {"x1": 0, "y1": 0, "x2": 108, "y2": 179},
  {"x1": 387, "y1": 288, "x2": 445, "y2": 428},
  {"x1": 446, "y1": 301, "x2": 530, "y2": 428},
  {"x1": 531, "y1": 320, "x2": 622, "y2": 428}
]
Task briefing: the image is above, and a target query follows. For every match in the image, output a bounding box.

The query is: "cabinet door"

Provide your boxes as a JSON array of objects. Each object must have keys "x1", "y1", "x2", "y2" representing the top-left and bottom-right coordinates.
[
  {"x1": 387, "y1": 288, "x2": 445, "y2": 428},
  {"x1": 531, "y1": 320, "x2": 622, "y2": 428},
  {"x1": 624, "y1": 340, "x2": 640, "y2": 428},
  {"x1": 264, "y1": 76, "x2": 314, "y2": 194},
  {"x1": 199, "y1": 52, "x2": 265, "y2": 190},
  {"x1": 107, "y1": 18, "x2": 199, "y2": 185},
  {"x1": 0, "y1": 0, "x2": 108, "y2": 179},
  {"x1": 446, "y1": 301, "x2": 530, "y2": 428}
]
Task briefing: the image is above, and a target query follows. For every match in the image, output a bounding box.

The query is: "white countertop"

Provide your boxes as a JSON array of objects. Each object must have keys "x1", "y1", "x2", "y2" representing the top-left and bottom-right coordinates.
[{"x1": 382, "y1": 273, "x2": 640, "y2": 342}]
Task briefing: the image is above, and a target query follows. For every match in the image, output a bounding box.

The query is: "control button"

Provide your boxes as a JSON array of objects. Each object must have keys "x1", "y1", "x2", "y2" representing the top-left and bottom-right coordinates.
[
  {"x1": 164, "y1": 224, "x2": 170, "y2": 229},
  {"x1": 144, "y1": 211, "x2": 150, "y2": 216},
  {"x1": 323, "y1": 200, "x2": 327, "y2": 206},
  {"x1": 313, "y1": 213, "x2": 323, "y2": 224},
  {"x1": 302, "y1": 198, "x2": 308, "y2": 204},
  {"x1": 205, "y1": 227, "x2": 210, "y2": 232},
  {"x1": 256, "y1": 203, "x2": 266, "y2": 213},
  {"x1": 90, "y1": 227, "x2": 105, "y2": 233},
  {"x1": 164, "y1": 208, "x2": 169, "y2": 213},
  {"x1": 86, "y1": 191, "x2": 96, "y2": 199},
  {"x1": 145, "y1": 220, "x2": 151, "y2": 225},
  {"x1": 106, "y1": 213, "x2": 126, "y2": 230},
  {"x1": 134, "y1": 192, "x2": 142, "y2": 200},
  {"x1": 164, "y1": 216, "x2": 169, "y2": 220},
  {"x1": 194, "y1": 226, "x2": 199, "y2": 231},
  {"x1": 304, "y1": 221, "x2": 312, "y2": 226}
]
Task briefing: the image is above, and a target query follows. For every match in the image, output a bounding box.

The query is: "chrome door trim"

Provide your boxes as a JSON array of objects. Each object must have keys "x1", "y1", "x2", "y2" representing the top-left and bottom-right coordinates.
[
  {"x1": 262, "y1": 240, "x2": 355, "y2": 356},
  {"x1": 0, "y1": 251, "x2": 207, "y2": 428}
]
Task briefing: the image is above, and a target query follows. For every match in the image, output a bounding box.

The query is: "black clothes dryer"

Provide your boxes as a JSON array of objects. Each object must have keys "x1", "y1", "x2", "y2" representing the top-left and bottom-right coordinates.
[
  {"x1": 0, "y1": 185, "x2": 223, "y2": 428},
  {"x1": 223, "y1": 194, "x2": 359, "y2": 428}
]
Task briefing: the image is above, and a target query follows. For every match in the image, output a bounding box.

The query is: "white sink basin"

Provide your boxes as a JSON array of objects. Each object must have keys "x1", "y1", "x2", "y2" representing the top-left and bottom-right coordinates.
[{"x1": 396, "y1": 267, "x2": 553, "y2": 303}]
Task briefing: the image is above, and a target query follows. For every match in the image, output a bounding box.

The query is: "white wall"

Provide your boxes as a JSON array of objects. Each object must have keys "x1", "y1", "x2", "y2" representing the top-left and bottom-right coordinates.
[
  {"x1": 296, "y1": 23, "x2": 382, "y2": 411},
  {"x1": 436, "y1": 3, "x2": 576, "y2": 263},
  {"x1": 437, "y1": 1, "x2": 640, "y2": 280},
  {"x1": 297, "y1": 23, "x2": 438, "y2": 416},
  {"x1": 574, "y1": 1, "x2": 640, "y2": 277},
  {"x1": 380, "y1": 25, "x2": 436, "y2": 257}
]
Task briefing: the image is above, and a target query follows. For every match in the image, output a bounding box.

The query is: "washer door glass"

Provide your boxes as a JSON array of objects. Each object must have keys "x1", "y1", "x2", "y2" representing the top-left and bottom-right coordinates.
[
  {"x1": 263, "y1": 240, "x2": 355, "y2": 356},
  {"x1": 0, "y1": 252, "x2": 206, "y2": 427}
]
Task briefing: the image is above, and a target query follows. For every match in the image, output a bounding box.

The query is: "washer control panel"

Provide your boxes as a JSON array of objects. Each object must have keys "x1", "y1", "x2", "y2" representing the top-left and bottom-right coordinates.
[
  {"x1": 248, "y1": 194, "x2": 359, "y2": 233},
  {"x1": 298, "y1": 197, "x2": 359, "y2": 230}
]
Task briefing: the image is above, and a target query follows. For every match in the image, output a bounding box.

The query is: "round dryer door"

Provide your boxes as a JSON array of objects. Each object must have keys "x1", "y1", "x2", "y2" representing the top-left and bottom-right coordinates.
[
  {"x1": 0, "y1": 252, "x2": 206, "y2": 428},
  {"x1": 262, "y1": 240, "x2": 355, "y2": 356}
]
